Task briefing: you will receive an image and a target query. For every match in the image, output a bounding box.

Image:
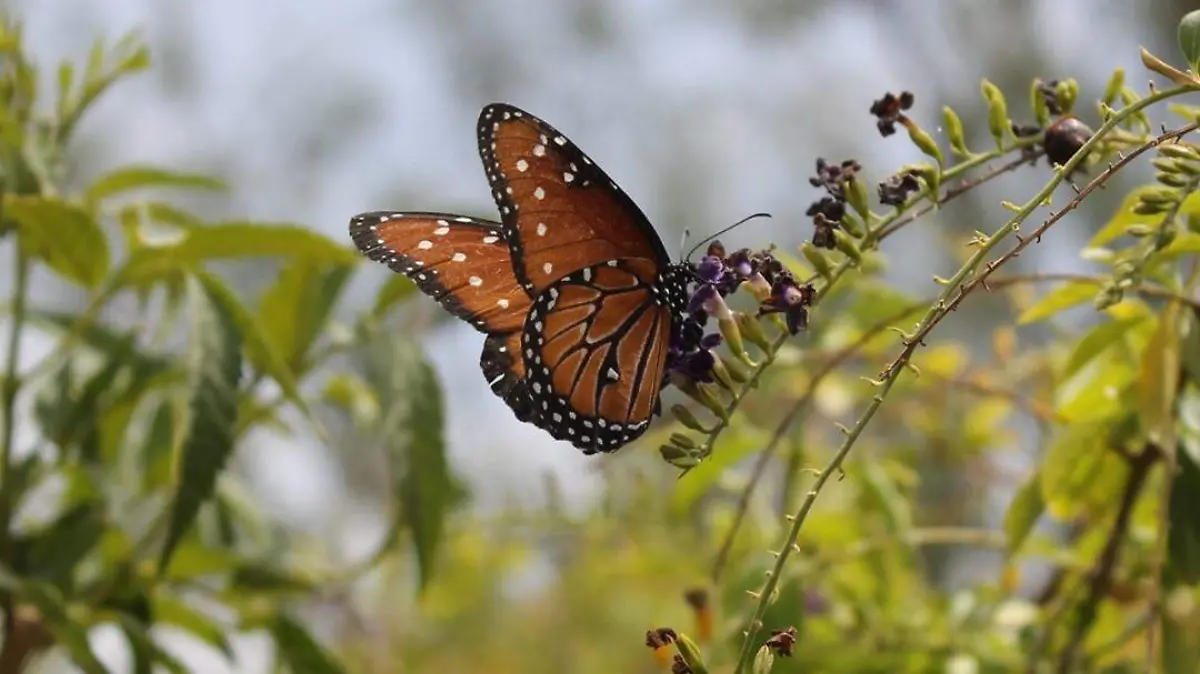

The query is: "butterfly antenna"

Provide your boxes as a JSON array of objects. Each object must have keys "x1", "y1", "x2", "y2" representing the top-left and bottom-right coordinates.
[
  {"x1": 684, "y1": 212, "x2": 772, "y2": 262},
  {"x1": 679, "y1": 228, "x2": 692, "y2": 262}
]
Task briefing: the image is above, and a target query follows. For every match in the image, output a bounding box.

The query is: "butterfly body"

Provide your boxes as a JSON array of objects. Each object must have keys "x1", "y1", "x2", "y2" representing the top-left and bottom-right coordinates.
[{"x1": 350, "y1": 104, "x2": 692, "y2": 454}]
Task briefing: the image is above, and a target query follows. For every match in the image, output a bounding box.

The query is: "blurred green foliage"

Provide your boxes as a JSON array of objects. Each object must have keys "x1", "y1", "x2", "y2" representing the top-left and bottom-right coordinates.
[{"x1": 0, "y1": 9, "x2": 1199, "y2": 674}]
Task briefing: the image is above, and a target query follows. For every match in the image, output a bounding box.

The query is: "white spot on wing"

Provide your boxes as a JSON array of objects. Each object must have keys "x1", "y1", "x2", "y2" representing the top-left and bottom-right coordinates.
[
  {"x1": 497, "y1": 298, "x2": 510, "y2": 309},
  {"x1": 483, "y1": 235, "x2": 499, "y2": 244},
  {"x1": 536, "y1": 222, "x2": 547, "y2": 236},
  {"x1": 417, "y1": 240, "x2": 433, "y2": 250},
  {"x1": 533, "y1": 144, "x2": 545, "y2": 157},
  {"x1": 534, "y1": 187, "x2": 545, "y2": 200},
  {"x1": 516, "y1": 159, "x2": 529, "y2": 172},
  {"x1": 563, "y1": 172, "x2": 575, "y2": 183},
  {"x1": 451, "y1": 252, "x2": 467, "y2": 262},
  {"x1": 434, "y1": 226, "x2": 450, "y2": 236},
  {"x1": 469, "y1": 276, "x2": 483, "y2": 287},
  {"x1": 543, "y1": 262, "x2": 553, "y2": 275}
]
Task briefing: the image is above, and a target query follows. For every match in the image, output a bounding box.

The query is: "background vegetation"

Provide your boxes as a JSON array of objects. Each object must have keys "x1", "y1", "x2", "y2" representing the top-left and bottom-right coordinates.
[{"x1": 0, "y1": 4, "x2": 1199, "y2": 674}]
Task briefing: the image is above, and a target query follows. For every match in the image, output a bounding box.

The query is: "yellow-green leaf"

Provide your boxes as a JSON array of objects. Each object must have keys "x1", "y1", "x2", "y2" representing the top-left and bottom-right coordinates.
[
  {"x1": 1003, "y1": 470, "x2": 1044, "y2": 553},
  {"x1": 1139, "y1": 302, "x2": 1183, "y2": 447},
  {"x1": 85, "y1": 165, "x2": 226, "y2": 204},
  {"x1": 6, "y1": 195, "x2": 109, "y2": 288},
  {"x1": 372, "y1": 274, "x2": 417, "y2": 319},
  {"x1": 1040, "y1": 422, "x2": 1129, "y2": 520},
  {"x1": 1017, "y1": 280, "x2": 1100, "y2": 324},
  {"x1": 259, "y1": 258, "x2": 352, "y2": 373},
  {"x1": 1090, "y1": 188, "x2": 1200, "y2": 247}
]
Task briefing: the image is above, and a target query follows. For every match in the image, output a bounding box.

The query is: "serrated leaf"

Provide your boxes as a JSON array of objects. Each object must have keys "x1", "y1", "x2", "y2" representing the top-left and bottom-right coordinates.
[
  {"x1": 18, "y1": 581, "x2": 111, "y2": 674},
  {"x1": 1040, "y1": 422, "x2": 1129, "y2": 520},
  {"x1": 158, "y1": 276, "x2": 243, "y2": 573},
  {"x1": 371, "y1": 274, "x2": 417, "y2": 319},
  {"x1": 1139, "y1": 303, "x2": 1183, "y2": 447},
  {"x1": 85, "y1": 165, "x2": 226, "y2": 204},
  {"x1": 151, "y1": 594, "x2": 234, "y2": 659},
  {"x1": 1090, "y1": 188, "x2": 1200, "y2": 247},
  {"x1": 1168, "y1": 445, "x2": 1200, "y2": 583},
  {"x1": 259, "y1": 258, "x2": 353, "y2": 373},
  {"x1": 1017, "y1": 281, "x2": 1098, "y2": 324},
  {"x1": 6, "y1": 195, "x2": 109, "y2": 287},
  {"x1": 363, "y1": 338, "x2": 461, "y2": 590},
  {"x1": 271, "y1": 612, "x2": 346, "y2": 674},
  {"x1": 1003, "y1": 471, "x2": 1044, "y2": 553}
]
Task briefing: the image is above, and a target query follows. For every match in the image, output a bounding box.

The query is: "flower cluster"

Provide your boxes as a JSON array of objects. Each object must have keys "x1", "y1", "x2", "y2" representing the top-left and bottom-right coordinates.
[
  {"x1": 666, "y1": 242, "x2": 814, "y2": 388},
  {"x1": 878, "y1": 168, "x2": 923, "y2": 206},
  {"x1": 807, "y1": 158, "x2": 861, "y2": 249}
]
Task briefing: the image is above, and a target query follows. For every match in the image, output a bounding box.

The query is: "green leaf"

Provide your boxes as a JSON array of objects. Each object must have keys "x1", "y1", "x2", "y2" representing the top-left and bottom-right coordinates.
[
  {"x1": 151, "y1": 594, "x2": 234, "y2": 659},
  {"x1": 1179, "y1": 10, "x2": 1200, "y2": 74},
  {"x1": 193, "y1": 270, "x2": 305, "y2": 419},
  {"x1": 25, "y1": 501, "x2": 106, "y2": 587},
  {"x1": 118, "y1": 222, "x2": 358, "y2": 287},
  {"x1": 271, "y1": 612, "x2": 346, "y2": 674},
  {"x1": 1017, "y1": 280, "x2": 1099, "y2": 324},
  {"x1": 230, "y1": 562, "x2": 318, "y2": 596},
  {"x1": 85, "y1": 165, "x2": 226, "y2": 204},
  {"x1": 322, "y1": 373, "x2": 380, "y2": 427},
  {"x1": 1090, "y1": 188, "x2": 1200, "y2": 247},
  {"x1": 158, "y1": 275, "x2": 243, "y2": 573},
  {"x1": 1063, "y1": 314, "x2": 1148, "y2": 379},
  {"x1": 1002, "y1": 471, "x2": 1044, "y2": 553},
  {"x1": 857, "y1": 460, "x2": 913, "y2": 535},
  {"x1": 1139, "y1": 303, "x2": 1183, "y2": 447},
  {"x1": 18, "y1": 580, "x2": 111, "y2": 674},
  {"x1": 26, "y1": 309, "x2": 172, "y2": 374},
  {"x1": 1168, "y1": 444, "x2": 1200, "y2": 584},
  {"x1": 138, "y1": 400, "x2": 179, "y2": 491},
  {"x1": 6, "y1": 195, "x2": 109, "y2": 287},
  {"x1": 259, "y1": 258, "x2": 353, "y2": 373},
  {"x1": 116, "y1": 613, "x2": 189, "y2": 674},
  {"x1": 161, "y1": 540, "x2": 241, "y2": 583},
  {"x1": 1040, "y1": 422, "x2": 1129, "y2": 520},
  {"x1": 363, "y1": 337, "x2": 460, "y2": 590},
  {"x1": 371, "y1": 274, "x2": 417, "y2": 318}
]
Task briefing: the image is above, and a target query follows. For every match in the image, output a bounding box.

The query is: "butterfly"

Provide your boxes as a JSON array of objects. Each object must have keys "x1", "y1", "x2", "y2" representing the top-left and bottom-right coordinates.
[{"x1": 349, "y1": 103, "x2": 694, "y2": 454}]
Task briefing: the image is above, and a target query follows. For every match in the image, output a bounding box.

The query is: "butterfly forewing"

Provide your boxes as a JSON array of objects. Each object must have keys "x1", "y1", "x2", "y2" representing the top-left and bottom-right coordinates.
[
  {"x1": 349, "y1": 211, "x2": 531, "y2": 332},
  {"x1": 477, "y1": 104, "x2": 673, "y2": 295}
]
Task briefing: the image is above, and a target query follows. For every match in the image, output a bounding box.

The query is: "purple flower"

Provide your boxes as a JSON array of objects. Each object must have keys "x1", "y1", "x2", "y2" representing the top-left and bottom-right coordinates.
[
  {"x1": 696, "y1": 255, "x2": 726, "y2": 284},
  {"x1": 667, "y1": 318, "x2": 722, "y2": 385},
  {"x1": 759, "y1": 276, "x2": 816, "y2": 335}
]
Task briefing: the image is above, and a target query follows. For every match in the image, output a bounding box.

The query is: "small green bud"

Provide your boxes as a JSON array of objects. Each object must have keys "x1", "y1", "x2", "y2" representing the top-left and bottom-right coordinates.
[
  {"x1": 670, "y1": 432, "x2": 698, "y2": 450},
  {"x1": 693, "y1": 383, "x2": 729, "y2": 422},
  {"x1": 839, "y1": 212, "x2": 865, "y2": 238},
  {"x1": 981, "y1": 79, "x2": 1010, "y2": 148},
  {"x1": 1056, "y1": 78, "x2": 1079, "y2": 115},
  {"x1": 736, "y1": 311, "x2": 773, "y2": 353},
  {"x1": 1156, "y1": 171, "x2": 1190, "y2": 188},
  {"x1": 673, "y1": 633, "x2": 710, "y2": 674},
  {"x1": 1094, "y1": 286, "x2": 1124, "y2": 310},
  {"x1": 719, "y1": 354, "x2": 751, "y2": 383},
  {"x1": 1030, "y1": 78, "x2": 1050, "y2": 128},
  {"x1": 709, "y1": 356, "x2": 737, "y2": 390},
  {"x1": 1151, "y1": 157, "x2": 1183, "y2": 174},
  {"x1": 659, "y1": 443, "x2": 689, "y2": 462},
  {"x1": 1124, "y1": 223, "x2": 1156, "y2": 237},
  {"x1": 1138, "y1": 186, "x2": 1182, "y2": 205},
  {"x1": 1101, "y1": 68, "x2": 1125, "y2": 106},
  {"x1": 671, "y1": 404, "x2": 710, "y2": 432},
  {"x1": 801, "y1": 242, "x2": 833, "y2": 280},
  {"x1": 1132, "y1": 202, "x2": 1168, "y2": 216},
  {"x1": 719, "y1": 314, "x2": 754, "y2": 367},
  {"x1": 832, "y1": 229, "x2": 863, "y2": 264},
  {"x1": 1159, "y1": 143, "x2": 1200, "y2": 162},
  {"x1": 844, "y1": 174, "x2": 871, "y2": 221},
  {"x1": 753, "y1": 645, "x2": 776, "y2": 674},
  {"x1": 942, "y1": 106, "x2": 970, "y2": 158},
  {"x1": 905, "y1": 119, "x2": 944, "y2": 167}
]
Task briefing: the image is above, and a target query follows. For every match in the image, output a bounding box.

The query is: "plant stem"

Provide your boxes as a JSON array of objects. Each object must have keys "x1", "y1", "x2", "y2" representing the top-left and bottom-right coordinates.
[
  {"x1": 730, "y1": 84, "x2": 1197, "y2": 674},
  {"x1": 0, "y1": 204, "x2": 26, "y2": 563}
]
